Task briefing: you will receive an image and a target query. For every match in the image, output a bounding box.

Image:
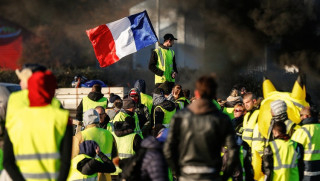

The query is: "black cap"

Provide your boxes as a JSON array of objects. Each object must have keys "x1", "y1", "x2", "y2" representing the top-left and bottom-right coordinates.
[{"x1": 163, "y1": 33, "x2": 177, "y2": 41}]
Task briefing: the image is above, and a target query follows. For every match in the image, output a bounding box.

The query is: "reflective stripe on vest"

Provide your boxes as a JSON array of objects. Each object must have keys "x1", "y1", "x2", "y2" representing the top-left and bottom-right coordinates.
[
  {"x1": 154, "y1": 106, "x2": 176, "y2": 127},
  {"x1": 15, "y1": 153, "x2": 60, "y2": 160},
  {"x1": 82, "y1": 96, "x2": 107, "y2": 112},
  {"x1": 155, "y1": 48, "x2": 174, "y2": 84},
  {"x1": 269, "y1": 139, "x2": 299, "y2": 181},
  {"x1": 81, "y1": 127, "x2": 113, "y2": 159},
  {"x1": 252, "y1": 124, "x2": 266, "y2": 157},
  {"x1": 175, "y1": 97, "x2": 186, "y2": 109},
  {"x1": 291, "y1": 124, "x2": 320, "y2": 177},
  {"x1": 68, "y1": 154, "x2": 98, "y2": 181},
  {"x1": 7, "y1": 105, "x2": 69, "y2": 181},
  {"x1": 242, "y1": 110, "x2": 259, "y2": 147}
]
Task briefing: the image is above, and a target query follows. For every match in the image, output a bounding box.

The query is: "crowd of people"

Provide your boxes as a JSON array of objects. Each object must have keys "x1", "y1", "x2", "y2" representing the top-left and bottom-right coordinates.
[{"x1": 0, "y1": 33, "x2": 319, "y2": 181}]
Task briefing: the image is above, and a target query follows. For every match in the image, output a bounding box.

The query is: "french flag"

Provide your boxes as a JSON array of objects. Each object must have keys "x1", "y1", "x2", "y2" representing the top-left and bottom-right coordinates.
[{"x1": 86, "y1": 11, "x2": 158, "y2": 68}]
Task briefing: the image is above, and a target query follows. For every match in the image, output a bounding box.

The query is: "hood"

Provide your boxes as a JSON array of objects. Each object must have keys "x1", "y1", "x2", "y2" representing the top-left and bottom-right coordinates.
[
  {"x1": 158, "y1": 100, "x2": 176, "y2": 111},
  {"x1": 141, "y1": 136, "x2": 162, "y2": 149},
  {"x1": 188, "y1": 98, "x2": 218, "y2": 114},
  {"x1": 128, "y1": 88, "x2": 141, "y2": 104},
  {"x1": 28, "y1": 70, "x2": 57, "y2": 107},
  {"x1": 88, "y1": 91, "x2": 104, "y2": 101},
  {"x1": 153, "y1": 93, "x2": 166, "y2": 106},
  {"x1": 134, "y1": 80, "x2": 146, "y2": 94}
]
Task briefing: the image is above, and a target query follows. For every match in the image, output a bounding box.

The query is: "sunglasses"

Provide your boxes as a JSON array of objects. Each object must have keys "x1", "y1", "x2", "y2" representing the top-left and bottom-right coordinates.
[{"x1": 234, "y1": 109, "x2": 244, "y2": 113}]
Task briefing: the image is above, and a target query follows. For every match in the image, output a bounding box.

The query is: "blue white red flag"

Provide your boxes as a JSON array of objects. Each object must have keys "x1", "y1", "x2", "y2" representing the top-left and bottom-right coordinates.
[{"x1": 86, "y1": 10, "x2": 158, "y2": 67}]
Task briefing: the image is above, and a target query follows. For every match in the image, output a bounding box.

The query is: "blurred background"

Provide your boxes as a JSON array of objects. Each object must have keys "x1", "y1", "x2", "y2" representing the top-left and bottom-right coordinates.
[{"x1": 0, "y1": 0, "x2": 319, "y2": 105}]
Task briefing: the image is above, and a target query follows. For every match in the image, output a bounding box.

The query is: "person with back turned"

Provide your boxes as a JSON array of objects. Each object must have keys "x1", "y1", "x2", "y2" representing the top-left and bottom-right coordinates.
[{"x1": 163, "y1": 74, "x2": 238, "y2": 181}]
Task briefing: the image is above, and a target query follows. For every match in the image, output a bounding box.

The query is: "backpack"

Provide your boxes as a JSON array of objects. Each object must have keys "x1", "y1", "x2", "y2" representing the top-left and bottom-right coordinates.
[{"x1": 120, "y1": 147, "x2": 147, "y2": 181}]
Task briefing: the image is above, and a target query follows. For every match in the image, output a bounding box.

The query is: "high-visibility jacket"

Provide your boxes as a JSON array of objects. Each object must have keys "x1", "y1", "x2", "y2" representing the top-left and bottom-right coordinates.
[
  {"x1": 112, "y1": 110, "x2": 143, "y2": 138},
  {"x1": 291, "y1": 124, "x2": 320, "y2": 179},
  {"x1": 154, "y1": 47, "x2": 175, "y2": 84},
  {"x1": 153, "y1": 106, "x2": 176, "y2": 128},
  {"x1": 82, "y1": 96, "x2": 108, "y2": 112},
  {"x1": 6, "y1": 89, "x2": 61, "y2": 125},
  {"x1": 81, "y1": 127, "x2": 113, "y2": 159},
  {"x1": 269, "y1": 139, "x2": 300, "y2": 181},
  {"x1": 175, "y1": 97, "x2": 189, "y2": 110},
  {"x1": 242, "y1": 110, "x2": 259, "y2": 147},
  {"x1": 6, "y1": 105, "x2": 69, "y2": 181},
  {"x1": 140, "y1": 93, "x2": 153, "y2": 114},
  {"x1": 111, "y1": 133, "x2": 136, "y2": 176},
  {"x1": 222, "y1": 107, "x2": 235, "y2": 120},
  {"x1": 251, "y1": 124, "x2": 266, "y2": 181},
  {"x1": 67, "y1": 154, "x2": 98, "y2": 181}
]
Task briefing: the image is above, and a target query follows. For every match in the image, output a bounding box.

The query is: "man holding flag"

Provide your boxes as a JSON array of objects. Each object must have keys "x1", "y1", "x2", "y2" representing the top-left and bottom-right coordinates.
[{"x1": 149, "y1": 33, "x2": 178, "y2": 89}]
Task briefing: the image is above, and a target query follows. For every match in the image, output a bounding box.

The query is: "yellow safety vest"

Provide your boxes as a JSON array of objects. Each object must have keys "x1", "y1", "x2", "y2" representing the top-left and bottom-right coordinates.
[
  {"x1": 291, "y1": 124, "x2": 320, "y2": 178},
  {"x1": 153, "y1": 106, "x2": 176, "y2": 128},
  {"x1": 81, "y1": 127, "x2": 113, "y2": 159},
  {"x1": 269, "y1": 139, "x2": 299, "y2": 181},
  {"x1": 222, "y1": 107, "x2": 235, "y2": 120},
  {"x1": 7, "y1": 105, "x2": 69, "y2": 181},
  {"x1": 67, "y1": 154, "x2": 98, "y2": 181},
  {"x1": 154, "y1": 47, "x2": 175, "y2": 84},
  {"x1": 175, "y1": 97, "x2": 189, "y2": 110},
  {"x1": 82, "y1": 96, "x2": 107, "y2": 112},
  {"x1": 112, "y1": 111, "x2": 143, "y2": 138},
  {"x1": 242, "y1": 110, "x2": 260, "y2": 147},
  {"x1": 140, "y1": 93, "x2": 153, "y2": 114},
  {"x1": 6, "y1": 89, "x2": 61, "y2": 125},
  {"x1": 111, "y1": 133, "x2": 136, "y2": 176}
]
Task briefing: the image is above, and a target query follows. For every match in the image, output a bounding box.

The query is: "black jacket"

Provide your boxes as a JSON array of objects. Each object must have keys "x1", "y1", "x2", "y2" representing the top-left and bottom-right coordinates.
[
  {"x1": 148, "y1": 43, "x2": 178, "y2": 77},
  {"x1": 76, "y1": 92, "x2": 105, "y2": 121},
  {"x1": 163, "y1": 99, "x2": 238, "y2": 180},
  {"x1": 151, "y1": 100, "x2": 176, "y2": 127},
  {"x1": 77, "y1": 152, "x2": 116, "y2": 175},
  {"x1": 113, "y1": 110, "x2": 142, "y2": 152}
]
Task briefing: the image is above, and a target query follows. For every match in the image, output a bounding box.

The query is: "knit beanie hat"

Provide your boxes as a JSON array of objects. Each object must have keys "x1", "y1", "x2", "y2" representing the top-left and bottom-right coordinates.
[
  {"x1": 270, "y1": 100, "x2": 287, "y2": 116},
  {"x1": 83, "y1": 109, "x2": 100, "y2": 127},
  {"x1": 122, "y1": 98, "x2": 136, "y2": 109},
  {"x1": 79, "y1": 140, "x2": 99, "y2": 158},
  {"x1": 109, "y1": 93, "x2": 121, "y2": 103},
  {"x1": 159, "y1": 82, "x2": 171, "y2": 95},
  {"x1": 28, "y1": 70, "x2": 57, "y2": 107}
]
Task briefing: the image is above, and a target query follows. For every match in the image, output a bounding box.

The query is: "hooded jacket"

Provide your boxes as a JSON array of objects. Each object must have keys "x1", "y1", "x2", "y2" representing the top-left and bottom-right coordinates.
[
  {"x1": 76, "y1": 91, "x2": 105, "y2": 121},
  {"x1": 151, "y1": 93, "x2": 176, "y2": 127},
  {"x1": 113, "y1": 110, "x2": 142, "y2": 152},
  {"x1": 128, "y1": 88, "x2": 150, "y2": 128}
]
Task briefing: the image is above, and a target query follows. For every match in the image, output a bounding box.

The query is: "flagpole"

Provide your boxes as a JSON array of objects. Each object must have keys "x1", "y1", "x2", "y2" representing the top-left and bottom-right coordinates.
[{"x1": 156, "y1": 0, "x2": 160, "y2": 48}]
